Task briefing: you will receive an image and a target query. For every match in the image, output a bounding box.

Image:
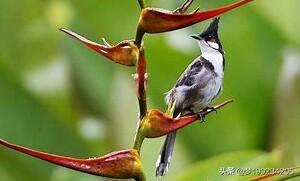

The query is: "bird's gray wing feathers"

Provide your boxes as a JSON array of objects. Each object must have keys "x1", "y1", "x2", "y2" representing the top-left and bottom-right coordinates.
[
  {"x1": 175, "y1": 57, "x2": 204, "y2": 87},
  {"x1": 166, "y1": 56, "x2": 215, "y2": 111},
  {"x1": 165, "y1": 56, "x2": 204, "y2": 105}
]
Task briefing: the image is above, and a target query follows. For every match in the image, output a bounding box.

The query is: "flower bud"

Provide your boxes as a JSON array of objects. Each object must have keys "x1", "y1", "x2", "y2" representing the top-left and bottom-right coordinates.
[
  {"x1": 143, "y1": 109, "x2": 198, "y2": 138},
  {"x1": 142, "y1": 100, "x2": 233, "y2": 138},
  {"x1": 0, "y1": 139, "x2": 145, "y2": 180},
  {"x1": 138, "y1": 0, "x2": 253, "y2": 33},
  {"x1": 60, "y1": 28, "x2": 139, "y2": 66}
]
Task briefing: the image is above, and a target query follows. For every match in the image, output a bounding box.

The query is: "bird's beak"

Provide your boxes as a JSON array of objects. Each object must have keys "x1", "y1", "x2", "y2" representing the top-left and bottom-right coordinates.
[{"x1": 191, "y1": 34, "x2": 203, "y2": 41}]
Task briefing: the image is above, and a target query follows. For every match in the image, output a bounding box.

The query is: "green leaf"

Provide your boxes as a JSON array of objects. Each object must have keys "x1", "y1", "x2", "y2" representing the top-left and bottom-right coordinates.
[{"x1": 174, "y1": 150, "x2": 281, "y2": 181}]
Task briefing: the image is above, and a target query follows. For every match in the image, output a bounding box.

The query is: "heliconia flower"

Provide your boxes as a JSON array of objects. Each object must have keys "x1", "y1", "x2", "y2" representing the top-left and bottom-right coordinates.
[
  {"x1": 60, "y1": 28, "x2": 139, "y2": 66},
  {"x1": 0, "y1": 139, "x2": 145, "y2": 180},
  {"x1": 137, "y1": 0, "x2": 253, "y2": 33},
  {"x1": 142, "y1": 100, "x2": 233, "y2": 138}
]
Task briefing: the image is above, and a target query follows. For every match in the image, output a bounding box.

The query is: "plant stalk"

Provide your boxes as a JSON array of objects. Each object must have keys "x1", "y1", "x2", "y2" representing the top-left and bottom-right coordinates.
[
  {"x1": 137, "y1": 0, "x2": 146, "y2": 9},
  {"x1": 133, "y1": 39, "x2": 147, "y2": 153}
]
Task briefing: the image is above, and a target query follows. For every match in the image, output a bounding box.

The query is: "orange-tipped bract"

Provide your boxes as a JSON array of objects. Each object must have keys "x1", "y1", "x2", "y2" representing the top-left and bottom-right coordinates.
[
  {"x1": 142, "y1": 100, "x2": 233, "y2": 138},
  {"x1": 0, "y1": 139, "x2": 145, "y2": 180},
  {"x1": 60, "y1": 28, "x2": 139, "y2": 66}
]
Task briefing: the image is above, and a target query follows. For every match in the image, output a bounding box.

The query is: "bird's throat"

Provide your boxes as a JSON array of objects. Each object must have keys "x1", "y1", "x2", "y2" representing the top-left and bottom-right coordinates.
[{"x1": 202, "y1": 52, "x2": 224, "y2": 75}]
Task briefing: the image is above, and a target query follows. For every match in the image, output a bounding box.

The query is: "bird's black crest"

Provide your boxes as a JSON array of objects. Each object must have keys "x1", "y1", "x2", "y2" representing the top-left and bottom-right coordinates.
[
  {"x1": 199, "y1": 17, "x2": 220, "y2": 42},
  {"x1": 190, "y1": 17, "x2": 224, "y2": 53}
]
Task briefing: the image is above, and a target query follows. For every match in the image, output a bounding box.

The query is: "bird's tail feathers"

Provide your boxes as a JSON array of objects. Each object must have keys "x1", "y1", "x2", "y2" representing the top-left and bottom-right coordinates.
[{"x1": 156, "y1": 131, "x2": 177, "y2": 176}]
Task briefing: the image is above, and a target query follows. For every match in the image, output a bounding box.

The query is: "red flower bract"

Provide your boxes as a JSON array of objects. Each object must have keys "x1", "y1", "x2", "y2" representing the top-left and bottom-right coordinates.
[
  {"x1": 143, "y1": 100, "x2": 233, "y2": 138},
  {"x1": 60, "y1": 28, "x2": 139, "y2": 66},
  {"x1": 0, "y1": 139, "x2": 145, "y2": 180},
  {"x1": 138, "y1": 0, "x2": 254, "y2": 33}
]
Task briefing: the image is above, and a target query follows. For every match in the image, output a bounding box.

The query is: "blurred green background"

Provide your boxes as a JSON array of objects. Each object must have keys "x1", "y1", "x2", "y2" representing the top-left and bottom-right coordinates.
[{"x1": 0, "y1": 0, "x2": 300, "y2": 180}]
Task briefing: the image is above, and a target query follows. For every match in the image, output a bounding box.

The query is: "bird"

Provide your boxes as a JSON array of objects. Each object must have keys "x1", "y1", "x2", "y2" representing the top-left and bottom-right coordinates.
[{"x1": 156, "y1": 17, "x2": 225, "y2": 177}]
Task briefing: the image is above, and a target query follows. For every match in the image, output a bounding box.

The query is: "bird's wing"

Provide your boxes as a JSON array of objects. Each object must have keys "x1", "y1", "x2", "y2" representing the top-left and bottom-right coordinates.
[
  {"x1": 165, "y1": 56, "x2": 216, "y2": 111},
  {"x1": 175, "y1": 56, "x2": 216, "y2": 87},
  {"x1": 175, "y1": 56, "x2": 204, "y2": 87}
]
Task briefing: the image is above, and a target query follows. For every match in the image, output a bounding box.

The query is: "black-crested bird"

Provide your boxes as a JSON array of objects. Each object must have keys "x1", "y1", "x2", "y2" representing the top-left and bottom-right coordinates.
[{"x1": 156, "y1": 17, "x2": 225, "y2": 176}]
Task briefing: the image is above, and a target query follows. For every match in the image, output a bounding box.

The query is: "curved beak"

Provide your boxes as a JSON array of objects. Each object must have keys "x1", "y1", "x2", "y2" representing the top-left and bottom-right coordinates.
[{"x1": 190, "y1": 34, "x2": 203, "y2": 41}]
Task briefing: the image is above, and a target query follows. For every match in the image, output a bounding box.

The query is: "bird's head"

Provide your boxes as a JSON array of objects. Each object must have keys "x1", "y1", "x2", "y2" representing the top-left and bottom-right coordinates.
[{"x1": 191, "y1": 17, "x2": 224, "y2": 54}]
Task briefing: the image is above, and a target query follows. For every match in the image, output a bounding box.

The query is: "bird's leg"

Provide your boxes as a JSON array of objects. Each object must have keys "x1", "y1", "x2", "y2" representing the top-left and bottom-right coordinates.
[
  {"x1": 196, "y1": 111, "x2": 206, "y2": 123},
  {"x1": 185, "y1": 108, "x2": 206, "y2": 122},
  {"x1": 185, "y1": 108, "x2": 205, "y2": 122},
  {"x1": 196, "y1": 106, "x2": 218, "y2": 123}
]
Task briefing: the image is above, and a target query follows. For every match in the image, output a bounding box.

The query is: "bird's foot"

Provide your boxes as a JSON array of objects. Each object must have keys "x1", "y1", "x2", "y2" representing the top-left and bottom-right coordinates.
[{"x1": 197, "y1": 112, "x2": 206, "y2": 123}]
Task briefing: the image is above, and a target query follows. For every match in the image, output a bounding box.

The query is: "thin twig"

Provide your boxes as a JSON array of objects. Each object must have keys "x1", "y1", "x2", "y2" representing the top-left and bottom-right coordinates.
[
  {"x1": 202, "y1": 99, "x2": 233, "y2": 117},
  {"x1": 135, "y1": 27, "x2": 145, "y2": 48},
  {"x1": 137, "y1": 0, "x2": 146, "y2": 9}
]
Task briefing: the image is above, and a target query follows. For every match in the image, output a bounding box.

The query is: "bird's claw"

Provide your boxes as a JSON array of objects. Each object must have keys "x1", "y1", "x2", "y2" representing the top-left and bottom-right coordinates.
[
  {"x1": 197, "y1": 106, "x2": 218, "y2": 123},
  {"x1": 197, "y1": 112, "x2": 206, "y2": 123}
]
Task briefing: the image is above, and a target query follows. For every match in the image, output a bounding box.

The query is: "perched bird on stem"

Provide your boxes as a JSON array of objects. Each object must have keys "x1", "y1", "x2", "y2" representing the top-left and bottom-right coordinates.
[{"x1": 156, "y1": 17, "x2": 225, "y2": 176}]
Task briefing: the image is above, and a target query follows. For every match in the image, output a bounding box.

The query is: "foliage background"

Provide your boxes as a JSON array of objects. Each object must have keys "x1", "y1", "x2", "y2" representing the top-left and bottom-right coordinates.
[{"x1": 0, "y1": 0, "x2": 299, "y2": 180}]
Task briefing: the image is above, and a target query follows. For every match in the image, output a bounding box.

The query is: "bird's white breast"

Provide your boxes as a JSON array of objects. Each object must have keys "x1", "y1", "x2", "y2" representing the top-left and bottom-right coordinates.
[
  {"x1": 192, "y1": 51, "x2": 224, "y2": 111},
  {"x1": 202, "y1": 50, "x2": 224, "y2": 77}
]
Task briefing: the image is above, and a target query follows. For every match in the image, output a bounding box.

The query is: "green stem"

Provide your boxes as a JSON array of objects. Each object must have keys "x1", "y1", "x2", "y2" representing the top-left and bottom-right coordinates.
[
  {"x1": 135, "y1": 28, "x2": 145, "y2": 49},
  {"x1": 132, "y1": 3, "x2": 147, "y2": 178},
  {"x1": 133, "y1": 41, "x2": 147, "y2": 153},
  {"x1": 136, "y1": 170, "x2": 147, "y2": 181},
  {"x1": 133, "y1": 123, "x2": 145, "y2": 152},
  {"x1": 137, "y1": 0, "x2": 146, "y2": 9}
]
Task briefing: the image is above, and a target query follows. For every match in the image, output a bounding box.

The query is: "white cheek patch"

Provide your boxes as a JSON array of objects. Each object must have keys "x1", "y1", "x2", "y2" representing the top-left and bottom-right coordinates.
[{"x1": 207, "y1": 41, "x2": 219, "y2": 49}]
